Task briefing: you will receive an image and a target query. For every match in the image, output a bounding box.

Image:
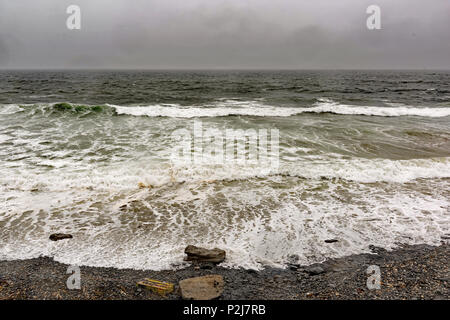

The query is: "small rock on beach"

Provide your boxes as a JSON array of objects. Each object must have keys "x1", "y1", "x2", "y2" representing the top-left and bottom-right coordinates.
[{"x1": 49, "y1": 233, "x2": 73, "y2": 241}]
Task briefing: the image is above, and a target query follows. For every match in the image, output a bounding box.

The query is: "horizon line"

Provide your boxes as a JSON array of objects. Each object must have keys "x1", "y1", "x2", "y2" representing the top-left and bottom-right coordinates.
[{"x1": 1, "y1": 67, "x2": 450, "y2": 72}]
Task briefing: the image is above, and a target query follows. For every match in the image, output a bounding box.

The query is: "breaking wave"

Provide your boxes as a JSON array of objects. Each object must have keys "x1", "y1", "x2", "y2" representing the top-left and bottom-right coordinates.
[
  {"x1": 111, "y1": 99, "x2": 450, "y2": 118},
  {"x1": 2, "y1": 99, "x2": 450, "y2": 118}
]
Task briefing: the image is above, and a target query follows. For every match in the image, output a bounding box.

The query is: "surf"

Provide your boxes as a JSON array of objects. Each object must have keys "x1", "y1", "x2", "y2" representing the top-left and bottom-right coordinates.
[
  {"x1": 3, "y1": 99, "x2": 450, "y2": 118},
  {"x1": 109, "y1": 99, "x2": 450, "y2": 118}
]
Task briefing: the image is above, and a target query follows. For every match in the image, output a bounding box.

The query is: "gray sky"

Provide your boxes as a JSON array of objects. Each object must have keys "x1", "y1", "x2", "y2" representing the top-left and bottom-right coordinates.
[{"x1": 0, "y1": 0, "x2": 449, "y2": 69}]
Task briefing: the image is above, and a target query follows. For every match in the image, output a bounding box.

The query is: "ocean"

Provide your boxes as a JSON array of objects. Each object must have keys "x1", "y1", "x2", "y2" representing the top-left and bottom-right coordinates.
[{"x1": 0, "y1": 70, "x2": 449, "y2": 270}]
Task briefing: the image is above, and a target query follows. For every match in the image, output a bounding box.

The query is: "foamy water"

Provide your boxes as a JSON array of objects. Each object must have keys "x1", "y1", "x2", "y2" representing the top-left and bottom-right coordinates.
[
  {"x1": 1, "y1": 70, "x2": 449, "y2": 270},
  {"x1": 111, "y1": 99, "x2": 450, "y2": 118}
]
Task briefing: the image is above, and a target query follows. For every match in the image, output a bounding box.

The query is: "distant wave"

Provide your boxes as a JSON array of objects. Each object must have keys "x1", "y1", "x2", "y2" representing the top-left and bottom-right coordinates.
[
  {"x1": 0, "y1": 103, "x2": 105, "y2": 115},
  {"x1": 109, "y1": 101, "x2": 296, "y2": 118},
  {"x1": 2, "y1": 99, "x2": 450, "y2": 118},
  {"x1": 110, "y1": 99, "x2": 450, "y2": 118}
]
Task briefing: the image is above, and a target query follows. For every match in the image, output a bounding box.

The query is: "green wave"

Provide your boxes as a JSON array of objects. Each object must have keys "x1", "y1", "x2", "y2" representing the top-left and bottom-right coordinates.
[
  {"x1": 10, "y1": 102, "x2": 114, "y2": 117},
  {"x1": 52, "y1": 103, "x2": 104, "y2": 113}
]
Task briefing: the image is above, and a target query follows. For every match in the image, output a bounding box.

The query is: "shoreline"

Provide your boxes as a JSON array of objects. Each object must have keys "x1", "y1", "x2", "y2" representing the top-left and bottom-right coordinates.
[{"x1": 0, "y1": 243, "x2": 448, "y2": 300}]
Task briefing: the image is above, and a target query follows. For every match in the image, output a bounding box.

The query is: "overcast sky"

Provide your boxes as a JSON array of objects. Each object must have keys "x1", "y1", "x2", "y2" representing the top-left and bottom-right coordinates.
[{"x1": 0, "y1": 0, "x2": 449, "y2": 69}]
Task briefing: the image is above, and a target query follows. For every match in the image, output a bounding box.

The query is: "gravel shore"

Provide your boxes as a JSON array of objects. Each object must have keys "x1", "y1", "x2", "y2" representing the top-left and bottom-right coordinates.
[{"x1": 0, "y1": 243, "x2": 448, "y2": 300}]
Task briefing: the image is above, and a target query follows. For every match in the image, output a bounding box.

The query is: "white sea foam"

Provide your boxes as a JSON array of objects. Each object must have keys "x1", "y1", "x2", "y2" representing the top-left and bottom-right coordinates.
[
  {"x1": 311, "y1": 100, "x2": 450, "y2": 117},
  {"x1": 1, "y1": 156, "x2": 449, "y2": 197},
  {"x1": 109, "y1": 101, "x2": 296, "y2": 118},
  {"x1": 0, "y1": 104, "x2": 24, "y2": 115},
  {"x1": 281, "y1": 156, "x2": 450, "y2": 183},
  {"x1": 1, "y1": 159, "x2": 448, "y2": 270},
  {"x1": 1, "y1": 155, "x2": 450, "y2": 269},
  {"x1": 109, "y1": 99, "x2": 450, "y2": 118}
]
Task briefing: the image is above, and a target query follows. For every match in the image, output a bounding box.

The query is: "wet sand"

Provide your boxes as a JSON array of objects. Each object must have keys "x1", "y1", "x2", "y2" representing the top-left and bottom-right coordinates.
[{"x1": 0, "y1": 243, "x2": 448, "y2": 300}]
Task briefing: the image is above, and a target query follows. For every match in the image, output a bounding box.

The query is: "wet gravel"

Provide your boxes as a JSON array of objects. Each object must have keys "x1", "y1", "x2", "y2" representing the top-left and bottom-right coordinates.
[{"x1": 0, "y1": 243, "x2": 448, "y2": 300}]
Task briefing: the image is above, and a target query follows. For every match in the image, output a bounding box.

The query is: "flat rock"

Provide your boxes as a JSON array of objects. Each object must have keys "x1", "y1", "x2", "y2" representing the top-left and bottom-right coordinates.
[
  {"x1": 185, "y1": 245, "x2": 225, "y2": 264},
  {"x1": 49, "y1": 233, "x2": 73, "y2": 241},
  {"x1": 303, "y1": 265, "x2": 326, "y2": 275},
  {"x1": 179, "y1": 275, "x2": 224, "y2": 300}
]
